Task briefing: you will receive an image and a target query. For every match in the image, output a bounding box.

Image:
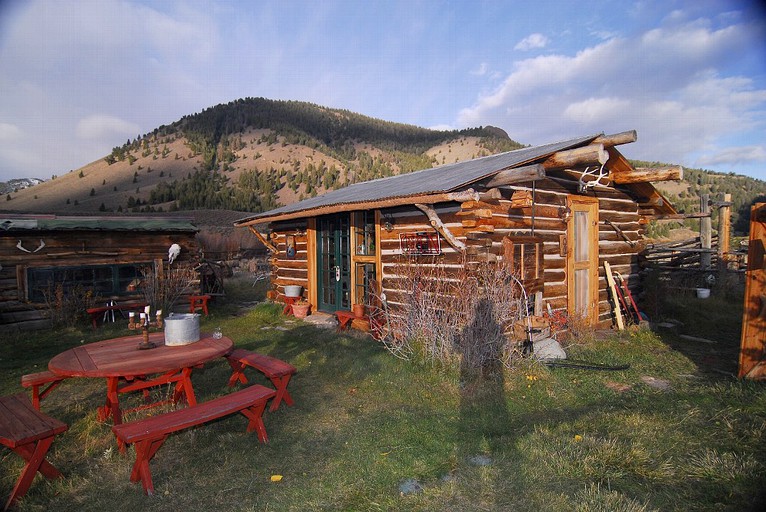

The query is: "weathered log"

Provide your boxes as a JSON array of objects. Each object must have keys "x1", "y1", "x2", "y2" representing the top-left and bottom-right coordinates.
[
  {"x1": 591, "y1": 130, "x2": 637, "y2": 147},
  {"x1": 249, "y1": 226, "x2": 279, "y2": 253},
  {"x1": 612, "y1": 165, "x2": 684, "y2": 184},
  {"x1": 543, "y1": 144, "x2": 607, "y2": 170},
  {"x1": 414, "y1": 204, "x2": 466, "y2": 252},
  {"x1": 483, "y1": 164, "x2": 546, "y2": 188}
]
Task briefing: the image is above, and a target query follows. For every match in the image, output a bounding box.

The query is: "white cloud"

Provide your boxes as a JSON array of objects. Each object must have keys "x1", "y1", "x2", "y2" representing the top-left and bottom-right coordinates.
[
  {"x1": 696, "y1": 145, "x2": 766, "y2": 168},
  {"x1": 471, "y1": 62, "x2": 489, "y2": 76},
  {"x1": 458, "y1": 19, "x2": 766, "y2": 176},
  {"x1": 76, "y1": 115, "x2": 141, "y2": 140},
  {"x1": 514, "y1": 33, "x2": 549, "y2": 51},
  {"x1": 564, "y1": 98, "x2": 631, "y2": 124},
  {"x1": 0, "y1": 123, "x2": 22, "y2": 140}
]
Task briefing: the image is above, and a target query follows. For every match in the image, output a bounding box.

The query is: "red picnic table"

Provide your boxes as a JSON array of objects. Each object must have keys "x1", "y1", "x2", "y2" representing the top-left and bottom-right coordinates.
[{"x1": 48, "y1": 333, "x2": 233, "y2": 426}]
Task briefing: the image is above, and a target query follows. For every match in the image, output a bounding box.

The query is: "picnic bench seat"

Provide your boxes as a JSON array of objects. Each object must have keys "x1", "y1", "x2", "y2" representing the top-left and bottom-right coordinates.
[
  {"x1": 21, "y1": 371, "x2": 67, "y2": 410},
  {"x1": 112, "y1": 384, "x2": 275, "y2": 495},
  {"x1": 0, "y1": 393, "x2": 68, "y2": 511},
  {"x1": 86, "y1": 301, "x2": 148, "y2": 330},
  {"x1": 225, "y1": 349, "x2": 296, "y2": 412}
]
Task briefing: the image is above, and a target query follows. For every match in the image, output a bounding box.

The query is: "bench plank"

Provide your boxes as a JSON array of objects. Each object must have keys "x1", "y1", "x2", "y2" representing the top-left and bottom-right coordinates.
[
  {"x1": 112, "y1": 385, "x2": 275, "y2": 495},
  {"x1": 226, "y1": 349, "x2": 296, "y2": 411},
  {"x1": 21, "y1": 371, "x2": 67, "y2": 410}
]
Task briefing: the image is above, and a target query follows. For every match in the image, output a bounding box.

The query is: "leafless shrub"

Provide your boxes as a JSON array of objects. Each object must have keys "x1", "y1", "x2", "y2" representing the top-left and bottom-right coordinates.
[
  {"x1": 372, "y1": 256, "x2": 527, "y2": 371},
  {"x1": 139, "y1": 263, "x2": 198, "y2": 314},
  {"x1": 42, "y1": 282, "x2": 100, "y2": 327}
]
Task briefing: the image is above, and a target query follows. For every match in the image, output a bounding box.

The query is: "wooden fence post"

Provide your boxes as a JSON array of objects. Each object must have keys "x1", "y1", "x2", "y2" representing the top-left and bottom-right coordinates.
[
  {"x1": 700, "y1": 194, "x2": 712, "y2": 269},
  {"x1": 717, "y1": 193, "x2": 731, "y2": 269},
  {"x1": 738, "y1": 203, "x2": 766, "y2": 379}
]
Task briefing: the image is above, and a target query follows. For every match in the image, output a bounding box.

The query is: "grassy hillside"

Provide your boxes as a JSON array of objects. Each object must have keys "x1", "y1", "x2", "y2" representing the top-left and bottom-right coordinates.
[{"x1": 1, "y1": 98, "x2": 521, "y2": 216}]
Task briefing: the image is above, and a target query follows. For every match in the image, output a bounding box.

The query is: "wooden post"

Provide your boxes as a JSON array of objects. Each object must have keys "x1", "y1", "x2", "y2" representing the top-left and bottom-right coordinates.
[
  {"x1": 700, "y1": 194, "x2": 712, "y2": 269},
  {"x1": 738, "y1": 203, "x2": 766, "y2": 379},
  {"x1": 718, "y1": 193, "x2": 731, "y2": 269}
]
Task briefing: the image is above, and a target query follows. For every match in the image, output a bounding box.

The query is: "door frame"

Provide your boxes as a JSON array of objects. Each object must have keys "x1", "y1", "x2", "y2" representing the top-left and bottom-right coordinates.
[
  {"x1": 566, "y1": 195, "x2": 600, "y2": 326},
  {"x1": 315, "y1": 213, "x2": 352, "y2": 312}
]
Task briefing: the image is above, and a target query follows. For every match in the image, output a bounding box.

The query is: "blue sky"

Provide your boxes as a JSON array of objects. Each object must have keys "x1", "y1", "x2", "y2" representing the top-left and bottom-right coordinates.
[{"x1": 1, "y1": 0, "x2": 765, "y2": 183}]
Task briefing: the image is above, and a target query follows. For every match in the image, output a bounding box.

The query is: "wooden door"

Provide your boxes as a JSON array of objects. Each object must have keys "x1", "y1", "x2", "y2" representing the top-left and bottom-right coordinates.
[
  {"x1": 739, "y1": 203, "x2": 766, "y2": 379},
  {"x1": 317, "y1": 214, "x2": 351, "y2": 312},
  {"x1": 567, "y1": 196, "x2": 599, "y2": 325}
]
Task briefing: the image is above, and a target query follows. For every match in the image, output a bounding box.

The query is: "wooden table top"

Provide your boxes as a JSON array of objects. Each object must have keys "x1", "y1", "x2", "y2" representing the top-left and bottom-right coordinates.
[{"x1": 49, "y1": 333, "x2": 233, "y2": 378}]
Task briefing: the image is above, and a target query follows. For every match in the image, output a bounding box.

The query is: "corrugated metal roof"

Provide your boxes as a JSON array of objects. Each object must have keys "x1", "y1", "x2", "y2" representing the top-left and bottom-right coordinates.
[
  {"x1": 235, "y1": 134, "x2": 599, "y2": 225},
  {"x1": 0, "y1": 216, "x2": 198, "y2": 232}
]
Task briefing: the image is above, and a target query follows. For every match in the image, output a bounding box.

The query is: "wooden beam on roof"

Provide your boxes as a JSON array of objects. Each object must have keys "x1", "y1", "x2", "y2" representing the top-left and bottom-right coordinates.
[
  {"x1": 592, "y1": 130, "x2": 637, "y2": 147},
  {"x1": 613, "y1": 165, "x2": 684, "y2": 184},
  {"x1": 234, "y1": 190, "x2": 480, "y2": 227},
  {"x1": 543, "y1": 144, "x2": 607, "y2": 170},
  {"x1": 414, "y1": 203, "x2": 466, "y2": 252},
  {"x1": 249, "y1": 226, "x2": 278, "y2": 253},
  {"x1": 483, "y1": 164, "x2": 546, "y2": 188}
]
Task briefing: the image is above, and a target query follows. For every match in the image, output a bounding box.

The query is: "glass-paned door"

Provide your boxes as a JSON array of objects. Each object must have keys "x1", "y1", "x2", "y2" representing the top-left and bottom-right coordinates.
[
  {"x1": 318, "y1": 214, "x2": 351, "y2": 312},
  {"x1": 567, "y1": 197, "x2": 599, "y2": 325}
]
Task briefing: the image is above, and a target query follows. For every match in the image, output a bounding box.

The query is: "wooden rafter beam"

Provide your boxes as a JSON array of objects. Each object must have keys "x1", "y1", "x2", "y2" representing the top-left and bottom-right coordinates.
[
  {"x1": 482, "y1": 164, "x2": 546, "y2": 188},
  {"x1": 614, "y1": 165, "x2": 684, "y2": 184},
  {"x1": 248, "y1": 226, "x2": 278, "y2": 254},
  {"x1": 592, "y1": 130, "x2": 637, "y2": 147},
  {"x1": 414, "y1": 203, "x2": 466, "y2": 252},
  {"x1": 543, "y1": 144, "x2": 607, "y2": 171},
  {"x1": 234, "y1": 190, "x2": 480, "y2": 227}
]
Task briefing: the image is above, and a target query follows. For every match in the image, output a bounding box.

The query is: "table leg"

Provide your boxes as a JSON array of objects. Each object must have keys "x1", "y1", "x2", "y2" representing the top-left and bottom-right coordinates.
[
  {"x1": 97, "y1": 377, "x2": 122, "y2": 425},
  {"x1": 172, "y1": 367, "x2": 196, "y2": 406}
]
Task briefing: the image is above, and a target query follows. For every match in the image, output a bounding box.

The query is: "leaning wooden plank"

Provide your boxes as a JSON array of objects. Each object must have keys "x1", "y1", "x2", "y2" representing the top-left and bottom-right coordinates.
[{"x1": 603, "y1": 261, "x2": 624, "y2": 330}]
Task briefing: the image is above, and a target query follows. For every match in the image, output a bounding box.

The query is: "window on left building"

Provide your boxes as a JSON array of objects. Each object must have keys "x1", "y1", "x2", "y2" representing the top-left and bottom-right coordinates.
[{"x1": 26, "y1": 263, "x2": 148, "y2": 302}]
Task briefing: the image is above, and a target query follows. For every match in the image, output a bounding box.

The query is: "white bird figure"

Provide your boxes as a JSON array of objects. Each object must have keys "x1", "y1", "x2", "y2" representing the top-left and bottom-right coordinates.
[
  {"x1": 33, "y1": 239, "x2": 46, "y2": 253},
  {"x1": 168, "y1": 243, "x2": 181, "y2": 265},
  {"x1": 16, "y1": 240, "x2": 31, "y2": 253}
]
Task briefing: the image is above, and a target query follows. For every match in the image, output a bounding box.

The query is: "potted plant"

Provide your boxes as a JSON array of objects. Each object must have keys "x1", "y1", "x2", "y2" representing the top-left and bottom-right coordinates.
[{"x1": 292, "y1": 300, "x2": 311, "y2": 318}]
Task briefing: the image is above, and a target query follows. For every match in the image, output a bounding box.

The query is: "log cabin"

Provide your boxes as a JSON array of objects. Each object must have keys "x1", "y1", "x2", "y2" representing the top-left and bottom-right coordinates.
[
  {"x1": 0, "y1": 215, "x2": 199, "y2": 331},
  {"x1": 234, "y1": 131, "x2": 681, "y2": 332}
]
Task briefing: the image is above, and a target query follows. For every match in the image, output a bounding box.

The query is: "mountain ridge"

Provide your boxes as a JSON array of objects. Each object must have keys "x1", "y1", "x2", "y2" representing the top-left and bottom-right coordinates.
[{"x1": 2, "y1": 97, "x2": 764, "y2": 233}]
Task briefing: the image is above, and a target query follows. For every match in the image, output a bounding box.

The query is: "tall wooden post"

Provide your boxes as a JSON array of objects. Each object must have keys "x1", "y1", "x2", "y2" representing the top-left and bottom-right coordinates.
[
  {"x1": 700, "y1": 194, "x2": 712, "y2": 269},
  {"x1": 718, "y1": 193, "x2": 731, "y2": 269},
  {"x1": 738, "y1": 203, "x2": 766, "y2": 379}
]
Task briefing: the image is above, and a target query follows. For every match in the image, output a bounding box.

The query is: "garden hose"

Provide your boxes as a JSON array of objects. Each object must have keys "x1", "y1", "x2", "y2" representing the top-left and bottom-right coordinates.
[{"x1": 543, "y1": 359, "x2": 630, "y2": 371}]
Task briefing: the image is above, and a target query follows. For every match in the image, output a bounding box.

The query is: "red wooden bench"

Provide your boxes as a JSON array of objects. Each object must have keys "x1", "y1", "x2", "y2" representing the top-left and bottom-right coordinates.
[
  {"x1": 188, "y1": 295, "x2": 211, "y2": 315},
  {"x1": 225, "y1": 349, "x2": 296, "y2": 412},
  {"x1": 111, "y1": 384, "x2": 275, "y2": 495},
  {"x1": 0, "y1": 393, "x2": 68, "y2": 511},
  {"x1": 86, "y1": 301, "x2": 148, "y2": 330},
  {"x1": 21, "y1": 371, "x2": 67, "y2": 410}
]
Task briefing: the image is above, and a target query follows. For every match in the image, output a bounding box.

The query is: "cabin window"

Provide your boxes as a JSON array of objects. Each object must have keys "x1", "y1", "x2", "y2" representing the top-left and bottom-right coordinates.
[
  {"x1": 354, "y1": 210, "x2": 376, "y2": 256},
  {"x1": 26, "y1": 263, "x2": 148, "y2": 303}
]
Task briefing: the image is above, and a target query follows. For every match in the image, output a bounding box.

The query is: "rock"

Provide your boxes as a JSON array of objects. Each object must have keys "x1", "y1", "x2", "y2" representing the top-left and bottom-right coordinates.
[
  {"x1": 399, "y1": 478, "x2": 423, "y2": 495},
  {"x1": 640, "y1": 376, "x2": 671, "y2": 391},
  {"x1": 532, "y1": 337, "x2": 567, "y2": 361},
  {"x1": 469, "y1": 454, "x2": 493, "y2": 466}
]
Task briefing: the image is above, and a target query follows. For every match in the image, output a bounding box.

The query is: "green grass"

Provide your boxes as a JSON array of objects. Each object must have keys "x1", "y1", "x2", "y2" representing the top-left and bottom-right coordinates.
[{"x1": 2, "y1": 280, "x2": 764, "y2": 511}]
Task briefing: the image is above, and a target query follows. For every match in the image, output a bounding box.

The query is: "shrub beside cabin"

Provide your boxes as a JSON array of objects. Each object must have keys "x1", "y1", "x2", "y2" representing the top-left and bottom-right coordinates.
[
  {"x1": 237, "y1": 131, "x2": 680, "y2": 331},
  {"x1": 0, "y1": 216, "x2": 199, "y2": 330}
]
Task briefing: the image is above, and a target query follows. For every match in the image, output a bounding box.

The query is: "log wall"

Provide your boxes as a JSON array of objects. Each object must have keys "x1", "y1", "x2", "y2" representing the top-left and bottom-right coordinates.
[
  {"x1": 264, "y1": 171, "x2": 646, "y2": 331},
  {"x1": 0, "y1": 230, "x2": 198, "y2": 331}
]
